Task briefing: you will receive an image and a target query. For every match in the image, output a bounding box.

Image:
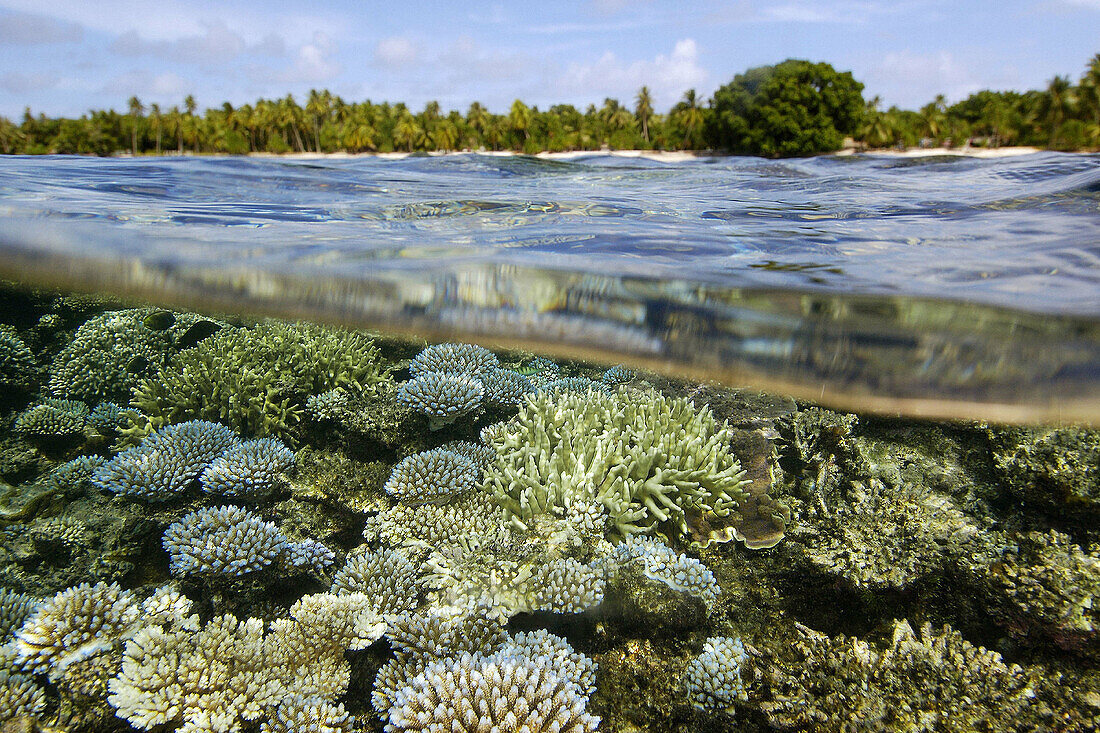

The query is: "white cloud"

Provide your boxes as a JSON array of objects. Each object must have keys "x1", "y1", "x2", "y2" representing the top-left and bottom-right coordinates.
[
  {"x1": 555, "y1": 38, "x2": 706, "y2": 108},
  {"x1": 0, "y1": 10, "x2": 82, "y2": 44},
  {"x1": 374, "y1": 36, "x2": 418, "y2": 66},
  {"x1": 0, "y1": 71, "x2": 59, "y2": 92},
  {"x1": 110, "y1": 21, "x2": 247, "y2": 65},
  {"x1": 248, "y1": 32, "x2": 341, "y2": 85},
  {"x1": 868, "y1": 50, "x2": 984, "y2": 107},
  {"x1": 101, "y1": 70, "x2": 190, "y2": 98}
]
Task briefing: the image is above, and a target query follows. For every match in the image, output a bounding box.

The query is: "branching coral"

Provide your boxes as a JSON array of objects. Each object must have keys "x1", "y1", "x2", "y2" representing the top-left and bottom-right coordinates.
[
  {"x1": 0, "y1": 324, "x2": 36, "y2": 390},
  {"x1": 329, "y1": 547, "x2": 422, "y2": 615},
  {"x1": 163, "y1": 505, "x2": 287, "y2": 576},
  {"x1": 126, "y1": 320, "x2": 389, "y2": 442},
  {"x1": 683, "y1": 636, "x2": 748, "y2": 712},
  {"x1": 200, "y1": 438, "x2": 295, "y2": 498},
  {"x1": 396, "y1": 373, "x2": 484, "y2": 430},
  {"x1": 383, "y1": 448, "x2": 480, "y2": 504},
  {"x1": 610, "y1": 536, "x2": 721, "y2": 606},
  {"x1": 484, "y1": 386, "x2": 751, "y2": 542},
  {"x1": 13, "y1": 398, "x2": 88, "y2": 436},
  {"x1": 92, "y1": 419, "x2": 239, "y2": 500},
  {"x1": 14, "y1": 581, "x2": 141, "y2": 678},
  {"x1": 409, "y1": 342, "x2": 499, "y2": 378}
]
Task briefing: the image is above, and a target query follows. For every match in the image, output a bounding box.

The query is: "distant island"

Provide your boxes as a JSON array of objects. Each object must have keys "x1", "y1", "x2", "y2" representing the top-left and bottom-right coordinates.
[{"x1": 2, "y1": 54, "x2": 1097, "y2": 158}]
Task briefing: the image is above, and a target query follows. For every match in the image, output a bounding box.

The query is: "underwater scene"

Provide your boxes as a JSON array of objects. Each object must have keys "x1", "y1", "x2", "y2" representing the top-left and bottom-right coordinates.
[{"x1": 0, "y1": 152, "x2": 1098, "y2": 732}]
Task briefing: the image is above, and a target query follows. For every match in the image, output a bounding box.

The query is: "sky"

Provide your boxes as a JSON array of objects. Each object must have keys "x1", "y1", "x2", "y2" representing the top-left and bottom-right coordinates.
[{"x1": 0, "y1": 0, "x2": 1097, "y2": 118}]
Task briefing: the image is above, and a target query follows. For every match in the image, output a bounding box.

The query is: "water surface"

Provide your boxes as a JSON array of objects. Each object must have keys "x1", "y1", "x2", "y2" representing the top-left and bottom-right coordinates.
[{"x1": 1, "y1": 152, "x2": 1098, "y2": 422}]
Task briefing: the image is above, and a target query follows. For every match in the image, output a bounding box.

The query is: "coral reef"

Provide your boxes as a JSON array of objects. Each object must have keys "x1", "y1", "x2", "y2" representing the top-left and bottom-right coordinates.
[
  {"x1": 48, "y1": 308, "x2": 212, "y2": 403},
  {"x1": 682, "y1": 636, "x2": 748, "y2": 712},
  {"x1": 13, "y1": 398, "x2": 88, "y2": 437},
  {"x1": 14, "y1": 581, "x2": 140, "y2": 678},
  {"x1": 92, "y1": 419, "x2": 239, "y2": 501},
  {"x1": 283, "y1": 539, "x2": 336, "y2": 573},
  {"x1": 610, "y1": 536, "x2": 721, "y2": 606},
  {"x1": 363, "y1": 489, "x2": 507, "y2": 550},
  {"x1": 396, "y1": 373, "x2": 484, "y2": 430},
  {"x1": 382, "y1": 447, "x2": 479, "y2": 504},
  {"x1": 200, "y1": 437, "x2": 295, "y2": 498},
  {"x1": 163, "y1": 505, "x2": 287, "y2": 576},
  {"x1": 484, "y1": 386, "x2": 753, "y2": 543},
  {"x1": 384, "y1": 643, "x2": 599, "y2": 733},
  {"x1": 750, "y1": 619, "x2": 1046, "y2": 732},
  {"x1": 0, "y1": 324, "x2": 37, "y2": 390},
  {"x1": 329, "y1": 546, "x2": 422, "y2": 615},
  {"x1": 409, "y1": 342, "x2": 499, "y2": 378},
  {"x1": 126, "y1": 320, "x2": 390, "y2": 442}
]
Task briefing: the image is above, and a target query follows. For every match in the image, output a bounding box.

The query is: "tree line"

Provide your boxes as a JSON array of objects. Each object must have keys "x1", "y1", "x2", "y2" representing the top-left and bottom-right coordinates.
[{"x1": 1, "y1": 54, "x2": 1097, "y2": 158}]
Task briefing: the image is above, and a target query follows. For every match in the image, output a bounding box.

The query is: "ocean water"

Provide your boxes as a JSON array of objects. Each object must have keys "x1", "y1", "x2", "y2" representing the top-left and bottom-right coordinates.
[
  {"x1": 1, "y1": 152, "x2": 1099, "y2": 732},
  {"x1": 0, "y1": 151, "x2": 1098, "y2": 422}
]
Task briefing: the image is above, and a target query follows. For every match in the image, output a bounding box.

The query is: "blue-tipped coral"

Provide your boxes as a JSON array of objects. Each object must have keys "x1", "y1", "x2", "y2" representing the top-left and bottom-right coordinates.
[
  {"x1": 92, "y1": 419, "x2": 239, "y2": 501},
  {"x1": 601, "y1": 364, "x2": 634, "y2": 385},
  {"x1": 611, "y1": 536, "x2": 721, "y2": 605},
  {"x1": 480, "y1": 368, "x2": 536, "y2": 405},
  {"x1": 13, "y1": 399, "x2": 88, "y2": 437},
  {"x1": 409, "y1": 342, "x2": 499, "y2": 378},
  {"x1": 383, "y1": 448, "x2": 479, "y2": 505},
  {"x1": 330, "y1": 547, "x2": 422, "y2": 615},
  {"x1": 682, "y1": 636, "x2": 748, "y2": 712},
  {"x1": 163, "y1": 505, "x2": 287, "y2": 576},
  {"x1": 0, "y1": 324, "x2": 36, "y2": 389},
  {"x1": 396, "y1": 373, "x2": 484, "y2": 430},
  {"x1": 200, "y1": 438, "x2": 295, "y2": 498},
  {"x1": 283, "y1": 539, "x2": 337, "y2": 573}
]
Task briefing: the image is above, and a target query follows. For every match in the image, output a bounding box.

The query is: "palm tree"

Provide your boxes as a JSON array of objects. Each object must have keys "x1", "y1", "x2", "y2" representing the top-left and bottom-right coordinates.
[
  {"x1": 127, "y1": 96, "x2": 143, "y2": 154},
  {"x1": 466, "y1": 102, "x2": 490, "y2": 147},
  {"x1": 674, "y1": 89, "x2": 704, "y2": 149},
  {"x1": 508, "y1": 99, "x2": 531, "y2": 143},
  {"x1": 919, "y1": 95, "x2": 947, "y2": 143},
  {"x1": 149, "y1": 103, "x2": 162, "y2": 154},
  {"x1": 393, "y1": 112, "x2": 421, "y2": 152},
  {"x1": 634, "y1": 86, "x2": 653, "y2": 143},
  {"x1": 1078, "y1": 54, "x2": 1100, "y2": 148},
  {"x1": 431, "y1": 119, "x2": 459, "y2": 151},
  {"x1": 1038, "y1": 76, "x2": 1075, "y2": 147}
]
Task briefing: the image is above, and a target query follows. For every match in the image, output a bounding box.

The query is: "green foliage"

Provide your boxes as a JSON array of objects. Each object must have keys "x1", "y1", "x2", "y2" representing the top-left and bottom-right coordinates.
[
  {"x1": 709, "y1": 59, "x2": 865, "y2": 156},
  {"x1": 1, "y1": 52, "x2": 1097, "y2": 157},
  {"x1": 125, "y1": 320, "x2": 391, "y2": 443}
]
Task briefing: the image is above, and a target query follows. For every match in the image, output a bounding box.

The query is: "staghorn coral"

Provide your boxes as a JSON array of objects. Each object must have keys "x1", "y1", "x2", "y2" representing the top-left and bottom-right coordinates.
[
  {"x1": 409, "y1": 342, "x2": 499, "y2": 378},
  {"x1": 14, "y1": 581, "x2": 141, "y2": 678},
  {"x1": 382, "y1": 448, "x2": 480, "y2": 504},
  {"x1": 13, "y1": 398, "x2": 88, "y2": 437},
  {"x1": 48, "y1": 308, "x2": 210, "y2": 403},
  {"x1": 425, "y1": 543, "x2": 605, "y2": 620},
  {"x1": 0, "y1": 324, "x2": 36, "y2": 390},
  {"x1": 484, "y1": 386, "x2": 752, "y2": 543},
  {"x1": 0, "y1": 644, "x2": 46, "y2": 722},
  {"x1": 88, "y1": 400, "x2": 125, "y2": 431},
  {"x1": 364, "y1": 489, "x2": 507, "y2": 551},
  {"x1": 609, "y1": 536, "x2": 721, "y2": 605},
  {"x1": 200, "y1": 437, "x2": 295, "y2": 498},
  {"x1": 43, "y1": 454, "x2": 107, "y2": 492},
  {"x1": 259, "y1": 696, "x2": 353, "y2": 733},
  {"x1": 109, "y1": 594, "x2": 383, "y2": 733},
  {"x1": 283, "y1": 539, "x2": 337, "y2": 573},
  {"x1": 126, "y1": 320, "x2": 389, "y2": 442},
  {"x1": 683, "y1": 636, "x2": 748, "y2": 712},
  {"x1": 384, "y1": 649, "x2": 600, "y2": 733},
  {"x1": 753, "y1": 619, "x2": 1042, "y2": 732},
  {"x1": 396, "y1": 373, "x2": 484, "y2": 430},
  {"x1": 92, "y1": 419, "x2": 239, "y2": 501},
  {"x1": 164, "y1": 505, "x2": 287, "y2": 576},
  {"x1": 0, "y1": 588, "x2": 37, "y2": 640},
  {"x1": 438, "y1": 440, "x2": 496, "y2": 471},
  {"x1": 330, "y1": 546, "x2": 422, "y2": 615}
]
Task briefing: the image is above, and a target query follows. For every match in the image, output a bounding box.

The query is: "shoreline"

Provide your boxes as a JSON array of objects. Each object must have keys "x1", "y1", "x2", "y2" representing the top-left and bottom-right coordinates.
[{"x1": 245, "y1": 145, "x2": 1051, "y2": 162}]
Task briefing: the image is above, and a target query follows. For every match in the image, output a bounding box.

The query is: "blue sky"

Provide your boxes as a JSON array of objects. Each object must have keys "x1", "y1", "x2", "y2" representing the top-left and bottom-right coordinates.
[{"x1": 0, "y1": 0, "x2": 1097, "y2": 118}]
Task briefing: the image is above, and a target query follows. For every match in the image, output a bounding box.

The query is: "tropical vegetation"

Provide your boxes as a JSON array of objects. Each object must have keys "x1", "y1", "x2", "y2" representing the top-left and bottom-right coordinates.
[{"x1": 1, "y1": 54, "x2": 1098, "y2": 157}]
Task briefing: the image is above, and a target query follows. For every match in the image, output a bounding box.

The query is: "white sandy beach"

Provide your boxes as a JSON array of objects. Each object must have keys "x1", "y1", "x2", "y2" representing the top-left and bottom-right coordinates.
[{"x1": 251, "y1": 146, "x2": 1047, "y2": 162}]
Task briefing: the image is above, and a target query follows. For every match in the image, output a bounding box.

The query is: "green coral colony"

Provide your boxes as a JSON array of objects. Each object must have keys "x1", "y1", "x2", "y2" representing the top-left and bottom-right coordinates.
[{"x1": 0, "y1": 286, "x2": 1098, "y2": 732}]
